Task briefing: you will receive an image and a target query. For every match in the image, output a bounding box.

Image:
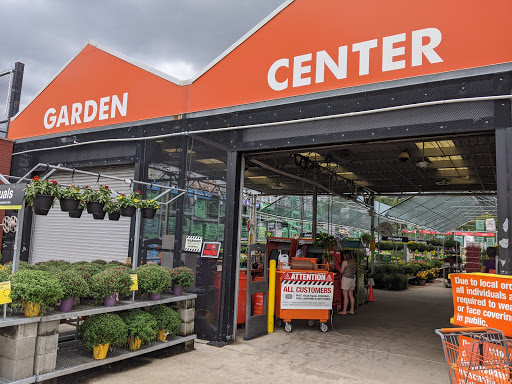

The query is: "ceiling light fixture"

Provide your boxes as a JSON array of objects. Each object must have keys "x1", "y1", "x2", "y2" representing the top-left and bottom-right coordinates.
[
  {"x1": 416, "y1": 142, "x2": 433, "y2": 168},
  {"x1": 436, "y1": 179, "x2": 451, "y2": 186}
]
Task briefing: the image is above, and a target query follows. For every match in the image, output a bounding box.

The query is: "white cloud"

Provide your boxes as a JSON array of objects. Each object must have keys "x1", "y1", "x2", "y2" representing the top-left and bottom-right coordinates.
[{"x1": 153, "y1": 60, "x2": 198, "y2": 81}]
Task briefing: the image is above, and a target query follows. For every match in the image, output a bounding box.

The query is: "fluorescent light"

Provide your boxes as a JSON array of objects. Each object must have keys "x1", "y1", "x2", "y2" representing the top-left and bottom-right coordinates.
[
  {"x1": 197, "y1": 158, "x2": 224, "y2": 165},
  {"x1": 337, "y1": 172, "x2": 354, "y2": 176},
  {"x1": 299, "y1": 152, "x2": 324, "y2": 160},
  {"x1": 415, "y1": 140, "x2": 455, "y2": 149},
  {"x1": 428, "y1": 155, "x2": 463, "y2": 161},
  {"x1": 438, "y1": 167, "x2": 468, "y2": 171},
  {"x1": 247, "y1": 176, "x2": 268, "y2": 179}
]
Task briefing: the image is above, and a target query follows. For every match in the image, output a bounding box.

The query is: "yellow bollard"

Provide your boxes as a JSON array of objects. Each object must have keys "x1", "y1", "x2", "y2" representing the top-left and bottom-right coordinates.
[{"x1": 268, "y1": 259, "x2": 276, "y2": 333}]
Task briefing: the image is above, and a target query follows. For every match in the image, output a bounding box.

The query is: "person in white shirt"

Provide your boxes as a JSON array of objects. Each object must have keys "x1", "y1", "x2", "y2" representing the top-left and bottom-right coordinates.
[{"x1": 295, "y1": 240, "x2": 307, "y2": 257}]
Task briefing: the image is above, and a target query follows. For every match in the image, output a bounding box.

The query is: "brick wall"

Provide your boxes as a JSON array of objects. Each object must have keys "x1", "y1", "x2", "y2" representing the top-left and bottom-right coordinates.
[{"x1": 0, "y1": 138, "x2": 14, "y2": 248}]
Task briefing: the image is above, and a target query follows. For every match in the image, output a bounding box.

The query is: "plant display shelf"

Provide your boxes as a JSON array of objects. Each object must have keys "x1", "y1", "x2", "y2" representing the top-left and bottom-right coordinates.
[
  {"x1": 36, "y1": 335, "x2": 196, "y2": 382},
  {"x1": 0, "y1": 293, "x2": 196, "y2": 327}
]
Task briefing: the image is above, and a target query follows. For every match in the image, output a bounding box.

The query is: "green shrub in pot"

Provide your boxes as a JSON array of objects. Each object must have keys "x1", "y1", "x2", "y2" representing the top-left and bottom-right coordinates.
[
  {"x1": 148, "y1": 305, "x2": 181, "y2": 340},
  {"x1": 170, "y1": 266, "x2": 195, "y2": 288},
  {"x1": 383, "y1": 273, "x2": 408, "y2": 290},
  {"x1": 0, "y1": 268, "x2": 10, "y2": 282},
  {"x1": 90, "y1": 267, "x2": 132, "y2": 302},
  {"x1": 56, "y1": 270, "x2": 90, "y2": 300},
  {"x1": 71, "y1": 262, "x2": 105, "y2": 287},
  {"x1": 120, "y1": 309, "x2": 158, "y2": 346},
  {"x1": 135, "y1": 264, "x2": 172, "y2": 295},
  {"x1": 79, "y1": 313, "x2": 128, "y2": 349},
  {"x1": 9, "y1": 269, "x2": 64, "y2": 315}
]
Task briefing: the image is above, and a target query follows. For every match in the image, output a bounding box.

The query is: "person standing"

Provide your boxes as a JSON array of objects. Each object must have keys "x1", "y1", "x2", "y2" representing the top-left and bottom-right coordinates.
[
  {"x1": 338, "y1": 250, "x2": 357, "y2": 315},
  {"x1": 295, "y1": 240, "x2": 307, "y2": 257}
]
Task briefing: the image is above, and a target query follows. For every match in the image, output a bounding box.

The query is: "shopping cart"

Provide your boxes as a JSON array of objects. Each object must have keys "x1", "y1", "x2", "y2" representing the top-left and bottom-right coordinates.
[{"x1": 435, "y1": 327, "x2": 512, "y2": 383}]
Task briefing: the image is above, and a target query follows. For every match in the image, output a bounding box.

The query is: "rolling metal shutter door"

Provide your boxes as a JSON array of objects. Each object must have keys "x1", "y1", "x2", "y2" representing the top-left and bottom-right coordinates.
[{"x1": 30, "y1": 165, "x2": 135, "y2": 264}]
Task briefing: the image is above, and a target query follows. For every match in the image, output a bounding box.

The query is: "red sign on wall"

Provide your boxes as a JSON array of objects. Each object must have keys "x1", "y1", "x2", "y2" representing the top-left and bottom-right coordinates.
[{"x1": 201, "y1": 242, "x2": 221, "y2": 258}]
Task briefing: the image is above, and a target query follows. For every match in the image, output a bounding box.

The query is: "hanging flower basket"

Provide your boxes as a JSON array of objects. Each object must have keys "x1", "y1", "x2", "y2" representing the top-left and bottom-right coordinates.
[
  {"x1": 140, "y1": 199, "x2": 159, "y2": 219},
  {"x1": 93, "y1": 210, "x2": 106, "y2": 220},
  {"x1": 120, "y1": 206, "x2": 136, "y2": 217},
  {"x1": 86, "y1": 201, "x2": 104, "y2": 215},
  {"x1": 82, "y1": 186, "x2": 111, "y2": 214},
  {"x1": 58, "y1": 185, "x2": 82, "y2": 212},
  {"x1": 142, "y1": 207, "x2": 157, "y2": 219},
  {"x1": 60, "y1": 198, "x2": 79, "y2": 212},
  {"x1": 108, "y1": 212, "x2": 121, "y2": 221},
  {"x1": 118, "y1": 190, "x2": 141, "y2": 217},
  {"x1": 69, "y1": 208, "x2": 84, "y2": 218},
  {"x1": 33, "y1": 194, "x2": 55, "y2": 215}
]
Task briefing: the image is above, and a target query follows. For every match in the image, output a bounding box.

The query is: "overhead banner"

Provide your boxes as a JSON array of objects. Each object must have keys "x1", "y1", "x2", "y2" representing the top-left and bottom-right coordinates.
[
  {"x1": 281, "y1": 272, "x2": 334, "y2": 310},
  {"x1": 0, "y1": 183, "x2": 27, "y2": 210},
  {"x1": 450, "y1": 273, "x2": 512, "y2": 336}
]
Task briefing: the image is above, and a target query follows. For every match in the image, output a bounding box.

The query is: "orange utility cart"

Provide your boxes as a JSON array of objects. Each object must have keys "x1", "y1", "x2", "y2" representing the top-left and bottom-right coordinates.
[{"x1": 274, "y1": 268, "x2": 334, "y2": 333}]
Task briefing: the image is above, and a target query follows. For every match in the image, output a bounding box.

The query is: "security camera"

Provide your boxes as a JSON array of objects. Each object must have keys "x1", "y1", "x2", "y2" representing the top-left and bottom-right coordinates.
[{"x1": 398, "y1": 151, "x2": 410, "y2": 162}]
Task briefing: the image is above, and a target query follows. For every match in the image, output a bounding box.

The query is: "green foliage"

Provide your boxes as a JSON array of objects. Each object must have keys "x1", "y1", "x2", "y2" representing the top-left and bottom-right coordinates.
[
  {"x1": 312, "y1": 232, "x2": 337, "y2": 261},
  {"x1": 170, "y1": 266, "x2": 195, "y2": 288},
  {"x1": 33, "y1": 260, "x2": 71, "y2": 273},
  {"x1": 2, "y1": 261, "x2": 32, "y2": 273},
  {"x1": 426, "y1": 271, "x2": 434, "y2": 280},
  {"x1": 79, "y1": 313, "x2": 128, "y2": 349},
  {"x1": 399, "y1": 264, "x2": 416, "y2": 275},
  {"x1": 9, "y1": 270, "x2": 64, "y2": 313},
  {"x1": 375, "y1": 264, "x2": 399, "y2": 275},
  {"x1": 58, "y1": 185, "x2": 82, "y2": 200},
  {"x1": 429, "y1": 238, "x2": 443, "y2": 247},
  {"x1": 416, "y1": 243, "x2": 428, "y2": 252},
  {"x1": 55, "y1": 270, "x2": 89, "y2": 299},
  {"x1": 117, "y1": 190, "x2": 142, "y2": 208},
  {"x1": 71, "y1": 263, "x2": 105, "y2": 286},
  {"x1": 443, "y1": 239, "x2": 459, "y2": 249},
  {"x1": 81, "y1": 185, "x2": 112, "y2": 204},
  {"x1": 0, "y1": 268, "x2": 10, "y2": 282},
  {"x1": 120, "y1": 309, "x2": 158, "y2": 344},
  {"x1": 361, "y1": 233, "x2": 372, "y2": 245},
  {"x1": 383, "y1": 273, "x2": 408, "y2": 290},
  {"x1": 104, "y1": 201, "x2": 120, "y2": 214},
  {"x1": 147, "y1": 306, "x2": 181, "y2": 337},
  {"x1": 378, "y1": 241, "x2": 395, "y2": 251},
  {"x1": 135, "y1": 264, "x2": 172, "y2": 294},
  {"x1": 370, "y1": 273, "x2": 386, "y2": 289},
  {"x1": 140, "y1": 199, "x2": 160, "y2": 209},
  {"x1": 90, "y1": 268, "x2": 132, "y2": 301},
  {"x1": 24, "y1": 176, "x2": 60, "y2": 206},
  {"x1": 407, "y1": 242, "x2": 418, "y2": 252}
]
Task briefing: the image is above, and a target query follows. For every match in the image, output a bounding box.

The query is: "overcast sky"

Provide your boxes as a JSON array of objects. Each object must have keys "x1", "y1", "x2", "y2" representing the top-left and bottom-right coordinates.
[{"x1": 1, "y1": 0, "x2": 285, "y2": 110}]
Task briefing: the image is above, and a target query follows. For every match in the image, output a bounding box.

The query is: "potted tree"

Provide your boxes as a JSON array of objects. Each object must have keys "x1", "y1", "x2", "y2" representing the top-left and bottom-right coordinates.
[
  {"x1": 312, "y1": 232, "x2": 337, "y2": 268},
  {"x1": 9, "y1": 269, "x2": 64, "y2": 316},
  {"x1": 148, "y1": 305, "x2": 181, "y2": 341},
  {"x1": 135, "y1": 264, "x2": 172, "y2": 300},
  {"x1": 24, "y1": 176, "x2": 60, "y2": 215},
  {"x1": 79, "y1": 313, "x2": 128, "y2": 359},
  {"x1": 82, "y1": 185, "x2": 112, "y2": 215},
  {"x1": 117, "y1": 190, "x2": 141, "y2": 217},
  {"x1": 105, "y1": 201, "x2": 121, "y2": 221},
  {"x1": 58, "y1": 185, "x2": 82, "y2": 212},
  {"x1": 140, "y1": 199, "x2": 160, "y2": 219},
  {"x1": 170, "y1": 266, "x2": 194, "y2": 296},
  {"x1": 120, "y1": 309, "x2": 158, "y2": 351},
  {"x1": 89, "y1": 267, "x2": 132, "y2": 307},
  {"x1": 55, "y1": 270, "x2": 90, "y2": 312}
]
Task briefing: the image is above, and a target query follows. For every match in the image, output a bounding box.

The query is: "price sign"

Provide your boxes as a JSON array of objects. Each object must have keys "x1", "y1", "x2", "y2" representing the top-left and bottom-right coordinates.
[
  {"x1": 130, "y1": 274, "x2": 138, "y2": 291},
  {"x1": 369, "y1": 242, "x2": 376, "y2": 251},
  {"x1": 0, "y1": 281, "x2": 12, "y2": 305}
]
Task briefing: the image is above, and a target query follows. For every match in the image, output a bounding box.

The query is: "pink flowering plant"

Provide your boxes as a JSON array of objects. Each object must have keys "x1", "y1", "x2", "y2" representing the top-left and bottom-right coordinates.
[
  {"x1": 25, "y1": 176, "x2": 60, "y2": 206},
  {"x1": 170, "y1": 266, "x2": 194, "y2": 288},
  {"x1": 89, "y1": 267, "x2": 132, "y2": 302},
  {"x1": 81, "y1": 185, "x2": 112, "y2": 204},
  {"x1": 55, "y1": 270, "x2": 90, "y2": 299},
  {"x1": 117, "y1": 190, "x2": 142, "y2": 208}
]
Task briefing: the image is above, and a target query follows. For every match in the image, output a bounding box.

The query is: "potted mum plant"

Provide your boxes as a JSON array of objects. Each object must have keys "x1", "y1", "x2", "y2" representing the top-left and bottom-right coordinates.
[
  {"x1": 58, "y1": 184, "x2": 82, "y2": 212},
  {"x1": 117, "y1": 190, "x2": 141, "y2": 217},
  {"x1": 135, "y1": 264, "x2": 172, "y2": 300},
  {"x1": 0, "y1": 268, "x2": 10, "y2": 283},
  {"x1": 79, "y1": 313, "x2": 128, "y2": 360},
  {"x1": 148, "y1": 305, "x2": 181, "y2": 341},
  {"x1": 82, "y1": 185, "x2": 112, "y2": 215},
  {"x1": 105, "y1": 201, "x2": 121, "y2": 221},
  {"x1": 416, "y1": 270, "x2": 428, "y2": 286},
  {"x1": 120, "y1": 309, "x2": 158, "y2": 351},
  {"x1": 170, "y1": 266, "x2": 194, "y2": 296},
  {"x1": 24, "y1": 176, "x2": 60, "y2": 215},
  {"x1": 90, "y1": 267, "x2": 132, "y2": 307},
  {"x1": 140, "y1": 199, "x2": 160, "y2": 219},
  {"x1": 55, "y1": 270, "x2": 90, "y2": 312},
  {"x1": 9, "y1": 269, "x2": 64, "y2": 316}
]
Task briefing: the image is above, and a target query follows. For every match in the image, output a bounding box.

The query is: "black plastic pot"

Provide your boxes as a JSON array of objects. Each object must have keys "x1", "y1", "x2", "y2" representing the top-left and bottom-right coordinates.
[
  {"x1": 68, "y1": 208, "x2": 84, "y2": 218},
  {"x1": 108, "y1": 212, "x2": 121, "y2": 221},
  {"x1": 60, "y1": 198, "x2": 79, "y2": 212},
  {"x1": 86, "y1": 201, "x2": 104, "y2": 215},
  {"x1": 93, "y1": 210, "x2": 106, "y2": 220},
  {"x1": 33, "y1": 194, "x2": 54, "y2": 215},
  {"x1": 141, "y1": 207, "x2": 157, "y2": 219},
  {"x1": 120, "y1": 206, "x2": 136, "y2": 217}
]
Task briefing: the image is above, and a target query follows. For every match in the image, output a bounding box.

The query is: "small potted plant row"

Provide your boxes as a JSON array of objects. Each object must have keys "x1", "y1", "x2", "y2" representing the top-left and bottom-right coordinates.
[
  {"x1": 79, "y1": 305, "x2": 181, "y2": 359},
  {"x1": 23, "y1": 176, "x2": 160, "y2": 219}
]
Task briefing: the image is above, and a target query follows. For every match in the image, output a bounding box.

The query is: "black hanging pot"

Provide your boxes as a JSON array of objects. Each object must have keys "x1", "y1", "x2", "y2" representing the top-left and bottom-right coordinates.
[
  {"x1": 120, "y1": 206, "x2": 136, "y2": 217},
  {"x1": 69, "y1": 208, "x2": 84, "y2": 218},
  {"x1": 60, "y1": 198, "x2": 79, "y2": 212},
  {"x1": 93, "y1": 210, "x2": 106, "y2": 220},
  {"x1": 141, "y1": 207, "x2": 157, "y2": 219},
  {"x1": 86, "y1": 201, "x2": 104, "y2": 215},
  {"x1": 33, "y1": 194, "x2": 54, "y2": 216},
  {"x1": 108, "y1": 212, "x2": 121, "y2": 221}
]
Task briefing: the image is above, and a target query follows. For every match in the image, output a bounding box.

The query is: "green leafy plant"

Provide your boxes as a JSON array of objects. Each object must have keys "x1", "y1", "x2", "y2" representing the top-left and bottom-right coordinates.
[
  {"x1": 89, "y1": 267, "x2": 132, "y2": 301},
  {"x1": 9, "y1": 270, "x2": 64, "y2": 314},
  {"x1": 104, "y1": 201, "x2": 120, "y2": 213},
  {"x1": 140, "y1": 199, "x2": 160, "y2": 210},
  {"x1": 135, "y1": 264, "x2": 172, "y2": 294},
  {"x1": 24, "y1": 176, "x2": 60, "y2": 206},
  {"x1": 312, "y1": 232, "x2": 337, "y2": 261},
  {"x1": 148, "y1": 305, "x2": 181, "y2": 338},
  {"x1": 33, "y1": 260, "x2": 71, "y2": 273},
  {"x1": 117, "y1": 190, "x2": 142, "y2": 208},
  {"x1": 378, "y1": 241, "x2": 395, "y2": 251},
  {"x1": 56, "y1": 270, "x2": 90, "y2": 299},
  {"x1": 383, "y1": 273, "x2": 408, "y2": 290},
  {"x1": 58, "y1": 185, "x2": 82, "y2": 200},
  {"x1": 360, "y1": 233, "x2": 372, "y2": 245},
  {"x1": 120, "y1": 309, "x2": 158, "y2": 344},
  {"x1": 0, "y1": 268, "x2": 10, "y2": 282},
  {"x1": 170, "y1": 266, "x2": 194, "y2": 288},
  {"x1": 71, "y1": 262, "x2": 105, "y2": 287},
  {"x1": 79, "y1": 313, "x2": 128, "y2": 349},
  {"x1": 81, "y1": 185, "x2": 112, "y2": 203}
]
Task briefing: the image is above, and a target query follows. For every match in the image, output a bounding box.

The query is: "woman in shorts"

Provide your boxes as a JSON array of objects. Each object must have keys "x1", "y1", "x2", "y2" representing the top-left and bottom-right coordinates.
[{"x1": 338, "y1": 250, "x2": 357, "y2": 315}]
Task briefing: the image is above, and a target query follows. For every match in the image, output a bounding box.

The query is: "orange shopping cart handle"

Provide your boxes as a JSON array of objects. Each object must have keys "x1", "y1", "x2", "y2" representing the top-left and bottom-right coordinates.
[{"x1": 440, "y1": 327, "x2": 488, "y2": 333}]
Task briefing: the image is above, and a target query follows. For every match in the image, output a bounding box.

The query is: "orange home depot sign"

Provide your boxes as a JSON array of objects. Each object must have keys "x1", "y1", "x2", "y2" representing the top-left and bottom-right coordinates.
[
  {"x1": 8, "y1": 0, "x2": 512, "y2": 140},
  {"x1": 451, "y1": 273, "x2": 512, "y2": 336}
]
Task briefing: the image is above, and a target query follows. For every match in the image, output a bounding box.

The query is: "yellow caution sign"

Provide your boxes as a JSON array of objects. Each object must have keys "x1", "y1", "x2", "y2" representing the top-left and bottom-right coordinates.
[
  {"x1": 369, "y1": 242, "x2": 376, "y2": 252},
  {"x1": 130, "y1": 274, "x2": 138, "y2": 291},
  {"x1": 0, "y1": 281, "x2": 12, "y2": 305}
]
